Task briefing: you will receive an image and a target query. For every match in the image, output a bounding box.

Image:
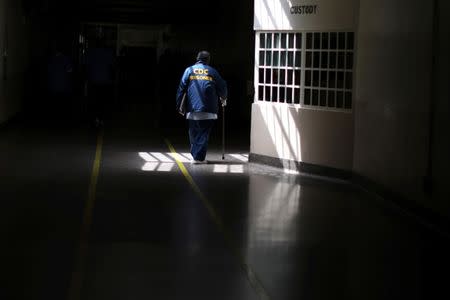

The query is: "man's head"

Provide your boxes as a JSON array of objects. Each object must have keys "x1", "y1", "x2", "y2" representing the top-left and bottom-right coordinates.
[{"x1": 196, "y1": 50, "x2": 211, "y2": 64}]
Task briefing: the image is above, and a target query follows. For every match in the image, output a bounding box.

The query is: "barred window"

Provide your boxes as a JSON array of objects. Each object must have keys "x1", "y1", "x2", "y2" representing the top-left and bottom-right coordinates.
[{"x1": 255, "y1": 31, "x2": 355, "y2": 111}]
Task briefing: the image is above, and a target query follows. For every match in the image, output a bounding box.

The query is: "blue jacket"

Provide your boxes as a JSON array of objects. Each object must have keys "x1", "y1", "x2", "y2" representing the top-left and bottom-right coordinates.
[{"x1": 176, "y1": 62, "x2": 227, "y2": 115}]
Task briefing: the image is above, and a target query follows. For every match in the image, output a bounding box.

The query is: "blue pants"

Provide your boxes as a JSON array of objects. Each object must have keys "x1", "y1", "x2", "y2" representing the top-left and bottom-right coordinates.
[{"x1": 188, "y1": 119, "x2": 215, "y2": 161}]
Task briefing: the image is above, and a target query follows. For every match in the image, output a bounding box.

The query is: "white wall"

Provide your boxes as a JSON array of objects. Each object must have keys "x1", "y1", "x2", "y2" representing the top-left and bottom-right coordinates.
[
  {"x1": 251, "y1": 0, "x2": 449, "y2": 218},
  {"x1": 0, "y1": 0, "x2": 29, "y2": 124},
  {"x1": 251, "y1": 102, "x2": 354, "y2": 170},
  {"x1": 353, "y1": 0, "x2": 434, "y2": 210},
  {"x1": 251, "y1": 0, "x2": 358, "y2": 171},
  {"x1": 254, "y1": 0, "x2": 358, "y2": 31}
]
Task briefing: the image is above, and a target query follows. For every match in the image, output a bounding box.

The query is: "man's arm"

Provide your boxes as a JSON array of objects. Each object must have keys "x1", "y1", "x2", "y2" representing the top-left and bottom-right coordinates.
[
  {"x1": 213, "y1": 69, "x2": 228, "y2": 105},
  {"x1": 176, "y1": 68, "x2": 190, "y2": 109}
]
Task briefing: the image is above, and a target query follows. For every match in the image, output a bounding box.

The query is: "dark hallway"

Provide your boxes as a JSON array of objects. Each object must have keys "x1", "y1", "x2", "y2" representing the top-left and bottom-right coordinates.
[
  {"x1": 1, "y1": 119, "x2": 450, "y2": 299},
  {"x1": 1, "y1": 0, "x2": 450, "y2": 300}
]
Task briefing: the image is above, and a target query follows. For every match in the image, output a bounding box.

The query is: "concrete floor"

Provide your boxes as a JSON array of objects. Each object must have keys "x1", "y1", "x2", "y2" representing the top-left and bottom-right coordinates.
[{"x1": 1, "y1": 113, "x2": 449, "y2": 300}]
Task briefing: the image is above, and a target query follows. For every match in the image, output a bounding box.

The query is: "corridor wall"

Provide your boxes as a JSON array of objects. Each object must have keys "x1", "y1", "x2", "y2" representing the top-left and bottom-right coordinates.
[
  {"x1": 251, "y1": 0, "x2": 358, "y2": 171},
  {"x1": 353, "y1": 0, "x2": 444, "y2": 216},
  {"x1": 251, "y1": 0, "x2": 449, "y2": 220},
  {"x1": 431, "y1": 0, "x2": 450, "y2": 216},
  {"x1": 0, "y1": 0, "x2": 29, "y2": 124}
]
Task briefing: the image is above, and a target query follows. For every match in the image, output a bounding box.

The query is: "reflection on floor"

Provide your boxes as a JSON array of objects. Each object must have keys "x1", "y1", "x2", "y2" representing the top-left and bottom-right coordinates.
[{"x1": 0, "y1": 120, "x2": 449, "y2": 300}]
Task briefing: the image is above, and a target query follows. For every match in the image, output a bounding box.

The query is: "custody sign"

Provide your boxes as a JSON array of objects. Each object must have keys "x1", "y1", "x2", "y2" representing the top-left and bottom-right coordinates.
[
  {"x1": 290, "y1": 4, "x2": 318, "y2": 15},
  {"x1": 254, "y1": 0, "x2": 357, "y2": 31}
]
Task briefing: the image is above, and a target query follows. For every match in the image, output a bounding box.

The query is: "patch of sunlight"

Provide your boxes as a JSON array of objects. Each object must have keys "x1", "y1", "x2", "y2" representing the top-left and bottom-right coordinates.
[
  {"x1": 259, "y1": 104, "x2": 302, "y2": 162},
  {"x1": 213, "y1": 164, "x2": 228, "y2": 173},
  {"x1": 139, "y1": 152, "x2": 176, "y2": 172},
  {"x1": 142, "y1": 162, "x2": 158, "y2": 171},
  {"x1": 230, "y1": 165, "x2": 244, "y2": 173},
  {"x1": 150, "y1": 152, "x2": 173, "y2": 163},
  {"x1": 167, "y1": 152, "x2": 190, "y2": 163},
  {"x1": 255, "y1": 0, "x2": 293, "y2": 30},
  {"x1": 157, "y1": 163, "x2": 175, "y2": 172},
  {"x1": 139, "y1": 152, "x2": 158, "y2": 162},
  {"x1": 180, "y1": 153, "x2": 193, "y2": 161},
  {"x1": 229, "y1": 154, "x2": 249, "y2": 162},
  {"x1": 213, "y1": 164, "x2": 245, "y2": 174},
  {"x1": 139, "y1": 152, "x2": 246, "y2": 174}
]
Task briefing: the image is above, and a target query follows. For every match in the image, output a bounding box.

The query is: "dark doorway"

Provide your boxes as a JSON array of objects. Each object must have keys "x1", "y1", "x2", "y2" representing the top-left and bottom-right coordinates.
[
  {"x1": 117, "y1": 46, "x2": 158, "y2": 126},
  {"x1": 119, "y1": 46, "x2": 156, "y2": 103}
]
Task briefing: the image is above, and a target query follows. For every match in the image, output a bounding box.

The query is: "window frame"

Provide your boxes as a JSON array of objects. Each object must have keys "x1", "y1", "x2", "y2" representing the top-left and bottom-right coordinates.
[{"x1": 255, "y1": 31, "x2": 355, "y2": 113}]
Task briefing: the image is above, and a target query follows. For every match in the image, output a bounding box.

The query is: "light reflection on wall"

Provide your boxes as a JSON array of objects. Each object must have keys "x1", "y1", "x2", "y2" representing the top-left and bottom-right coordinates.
[{"x1": 254, "y1": 0, "x2": 292, "y2": 30}]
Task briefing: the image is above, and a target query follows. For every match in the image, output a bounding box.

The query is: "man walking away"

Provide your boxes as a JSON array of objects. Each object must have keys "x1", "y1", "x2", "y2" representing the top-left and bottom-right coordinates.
[{"x1": 176, "y1": 51, "x2": 227, "y2": 164}]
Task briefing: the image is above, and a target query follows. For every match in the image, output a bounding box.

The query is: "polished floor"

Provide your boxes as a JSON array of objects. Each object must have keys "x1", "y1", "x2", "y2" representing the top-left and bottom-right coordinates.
[{"x1": 1, "y1": 112, "x2": 449, "y2": 300}]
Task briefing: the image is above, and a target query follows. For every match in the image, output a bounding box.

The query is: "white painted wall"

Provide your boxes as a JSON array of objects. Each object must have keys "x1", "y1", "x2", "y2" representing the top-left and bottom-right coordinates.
[
  {"x1": 353, "y1": 0, "x2": 434, "y2": 209},
  {"x1": 252, "y1": 0, "x2": 448, "y2": 220},
  {"x1": 0, "y1": 0, "x2": 29, "y2": 124},
  {"x1": 254, "y1": 0, "x2": 359, "y2": 31},
  {"x1": 251, "y1": 102, "x2": 354, "y2": 170},
  {"x1": 251, "y1": 0, "x2": 358, "y2": 171}
]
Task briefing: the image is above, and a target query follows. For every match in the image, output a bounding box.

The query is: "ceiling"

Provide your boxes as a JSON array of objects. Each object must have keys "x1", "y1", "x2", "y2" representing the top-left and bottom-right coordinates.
[{"x1": 23, "y1": 0, "x2": 229, "y2": 25}]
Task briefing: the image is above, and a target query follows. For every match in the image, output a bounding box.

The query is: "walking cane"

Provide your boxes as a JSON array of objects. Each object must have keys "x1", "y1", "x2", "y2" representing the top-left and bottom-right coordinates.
[{"x1": 222, "y1": 104, "x2": 225, "y2": 160}]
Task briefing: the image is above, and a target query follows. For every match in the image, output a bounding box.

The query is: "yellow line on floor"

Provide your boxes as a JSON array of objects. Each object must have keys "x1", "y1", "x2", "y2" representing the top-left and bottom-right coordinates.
[
  {"x1": 67, "y1": 129, "x2": 104, "y2": 300},
  {"x1": 165, "y1": 139, "x2": 271, "y2": 300}
]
